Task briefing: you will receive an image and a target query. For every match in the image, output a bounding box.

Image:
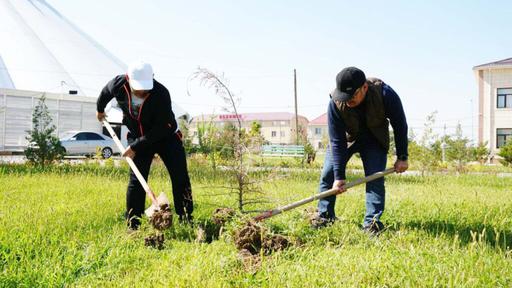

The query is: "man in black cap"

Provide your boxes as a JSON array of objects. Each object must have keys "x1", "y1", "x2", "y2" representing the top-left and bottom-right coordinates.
[{"x1": 314, "y1": 66, "x2": 408, "y2": 233}]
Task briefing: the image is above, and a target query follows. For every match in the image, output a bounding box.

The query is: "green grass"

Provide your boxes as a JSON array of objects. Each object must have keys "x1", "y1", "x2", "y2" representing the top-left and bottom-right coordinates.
[{"x1": 1, "y1": 162, "x2": 511, "y2": 287}]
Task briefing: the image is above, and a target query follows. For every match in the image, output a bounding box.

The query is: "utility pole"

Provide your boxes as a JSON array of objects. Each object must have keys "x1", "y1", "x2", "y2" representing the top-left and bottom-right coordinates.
[
  {"x1": 294, "y1": 69, "x2": 299, "y2": 145},
  {"x1": 441, "y1": 124, "x2": 447, "y2": 162}
]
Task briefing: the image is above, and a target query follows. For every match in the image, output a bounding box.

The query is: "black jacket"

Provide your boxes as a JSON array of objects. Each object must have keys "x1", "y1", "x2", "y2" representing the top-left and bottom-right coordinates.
[{"x1": 97, "y1": 75, "x2": 178, "y2": 152}]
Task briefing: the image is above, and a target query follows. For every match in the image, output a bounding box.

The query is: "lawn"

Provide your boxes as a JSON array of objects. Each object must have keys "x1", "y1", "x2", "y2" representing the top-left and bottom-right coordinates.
[{"x1": 0, "y1": 161, "x2": 511, "y2": 287}]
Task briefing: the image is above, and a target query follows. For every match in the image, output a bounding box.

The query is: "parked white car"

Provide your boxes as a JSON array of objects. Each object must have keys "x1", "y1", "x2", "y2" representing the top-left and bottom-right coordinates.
[{"x1": 59, "y1": 131, "x2": 119, "y2": 158}]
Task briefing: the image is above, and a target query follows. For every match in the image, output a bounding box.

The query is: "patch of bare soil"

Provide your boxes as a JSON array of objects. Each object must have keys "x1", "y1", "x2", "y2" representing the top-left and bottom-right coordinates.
[
  {"x1": 150, "y1": 203, "x2": 173, "y2": 230},
  {"x1": 144, "y1": 233, "x2": 165, "y2": 249}
]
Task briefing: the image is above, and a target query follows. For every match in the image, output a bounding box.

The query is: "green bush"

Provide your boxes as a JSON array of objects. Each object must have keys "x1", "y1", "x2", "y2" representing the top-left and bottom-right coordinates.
[{"x1": 498, "y1": 140, "x2": 512, "y2": 166}]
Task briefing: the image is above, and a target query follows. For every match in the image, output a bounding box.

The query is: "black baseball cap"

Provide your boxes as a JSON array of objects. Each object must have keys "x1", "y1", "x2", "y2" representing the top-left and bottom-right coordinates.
[{"x1": 331, "y1": 67, "x2": 366, "y2": 102}]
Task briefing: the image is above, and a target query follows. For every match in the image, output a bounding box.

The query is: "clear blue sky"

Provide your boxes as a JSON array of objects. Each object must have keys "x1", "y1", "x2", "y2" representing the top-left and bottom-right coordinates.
[{"x1": 47, "y1": 0, "x2": 512, "y2": 141}]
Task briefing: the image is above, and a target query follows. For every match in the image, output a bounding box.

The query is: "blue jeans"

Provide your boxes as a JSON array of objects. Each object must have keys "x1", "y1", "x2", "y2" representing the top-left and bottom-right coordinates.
[{"x1": 318, "y1": 140, "x2": 387, "y2": 227}]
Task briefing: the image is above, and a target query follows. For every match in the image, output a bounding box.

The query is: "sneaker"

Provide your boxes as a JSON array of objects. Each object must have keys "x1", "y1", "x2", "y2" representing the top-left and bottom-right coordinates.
[
  {"x1": 310, "y1": 215, "x2": 336, "y2": 229},
  {"x1": 362, "y1": 221, "x2": 385, "y2": 236}
]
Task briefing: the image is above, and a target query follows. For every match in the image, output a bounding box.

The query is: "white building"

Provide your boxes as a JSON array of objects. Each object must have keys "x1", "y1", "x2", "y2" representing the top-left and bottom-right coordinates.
[
  {"x1": 473, "y1": 57, "x2": 512, "y2": 156},
  {"x1": 307, "y1": 113, "x2": 328, "y2": 150},
  {"x1": 0, "y1": 0, "x2": 187, "y2": 150},
  {"x1": 0, "y1": 88, "x2": 98, "y2": 150}
]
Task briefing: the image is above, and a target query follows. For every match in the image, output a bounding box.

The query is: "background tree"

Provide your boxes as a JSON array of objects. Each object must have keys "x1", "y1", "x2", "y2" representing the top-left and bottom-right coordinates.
[
  {"x1": 444, "y1": 123, "x2": 471, "y2": 172},
  {"x1": 178, "y1": 118, "x2": 194, "y2": 155},
  {"x1": 409, "y1": 111, "x2": 440, "y2": 176},
  {"x1": 24, "y1": 95, "x2": 65, "y2": 167},
  {"x1": 247, "y1": 121, "x2": 264, "y2": 151},
  {"x1": 470, "y1": 141, "x2": 489, "y2": 164},
  {"x1": 498, "y1": 140, "x2": 512, "y2": 166},
  {"x1": 196, "y1": 117, "x2": 220, "y2": 170}
]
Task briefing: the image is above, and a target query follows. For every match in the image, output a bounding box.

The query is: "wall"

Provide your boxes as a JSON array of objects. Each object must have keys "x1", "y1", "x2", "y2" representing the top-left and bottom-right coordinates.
[{"x1": 0, "y1": 88, "x2": 100, "y2": 151}]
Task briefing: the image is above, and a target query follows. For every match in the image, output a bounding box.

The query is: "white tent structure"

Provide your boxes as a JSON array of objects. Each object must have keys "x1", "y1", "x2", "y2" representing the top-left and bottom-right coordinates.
[{"x1": 0, "y1": 0, "x2": 188, "y2": 151}]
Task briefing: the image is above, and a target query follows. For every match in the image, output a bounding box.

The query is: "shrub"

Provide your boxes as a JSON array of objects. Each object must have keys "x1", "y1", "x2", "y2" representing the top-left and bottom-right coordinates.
[
  {"x1": 24, "y1": 95, "x2": 65, "y2": 167},
  {"x1": 498, "y1": 140, "x2": 512, "y2": 166}
]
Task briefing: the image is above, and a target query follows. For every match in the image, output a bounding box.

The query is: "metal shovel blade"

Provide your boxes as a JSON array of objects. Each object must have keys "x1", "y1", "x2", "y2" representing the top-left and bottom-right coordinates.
[{"x1": 145, "y1": 192, "x2": 170, "y2": 218}]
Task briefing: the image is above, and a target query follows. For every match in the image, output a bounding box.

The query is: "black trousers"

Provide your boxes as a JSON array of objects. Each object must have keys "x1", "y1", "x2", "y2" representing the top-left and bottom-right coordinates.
[{"x1": 126, "y1": 132, "x2": 193, "y2": 228}]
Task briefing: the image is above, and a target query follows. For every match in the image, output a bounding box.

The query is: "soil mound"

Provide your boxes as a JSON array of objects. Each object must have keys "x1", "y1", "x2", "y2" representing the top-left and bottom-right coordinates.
[
  {"x1": 234, "y1": 221, "x2": 291, "y2": 255},
  {"x1": 262, "y1": 234, "x2": 291, "y2": 254},
  {"x1": 150, "y1": 203, "x2": 173, "y2": 230},
  {"x1": 234, "y1": 221, "x2": 265, "y2": 254}
]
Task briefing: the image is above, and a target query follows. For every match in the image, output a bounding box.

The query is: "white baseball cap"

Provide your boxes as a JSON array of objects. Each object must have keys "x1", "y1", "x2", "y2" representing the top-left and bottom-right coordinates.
[{"x1": 127, "y1": 61, "x2": 154, "y2": 90}]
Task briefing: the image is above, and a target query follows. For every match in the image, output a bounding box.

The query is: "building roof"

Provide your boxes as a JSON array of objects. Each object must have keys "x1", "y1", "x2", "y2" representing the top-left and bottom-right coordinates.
[
  {"x1": 0, "y1": 0, "x2": 188, "y2": 119},
  {"x1": 309, "y1": 113, "x2": 327, "y2": 125},
  {"x1": 0, "y1": 0, "x2": 126, "y2": 96},
  {"x1": 192, "y1": 112, "x2": 309, "y2": 123},
  {"x1": 473, "y1": 57, "x2": 512, "y2": 70}
]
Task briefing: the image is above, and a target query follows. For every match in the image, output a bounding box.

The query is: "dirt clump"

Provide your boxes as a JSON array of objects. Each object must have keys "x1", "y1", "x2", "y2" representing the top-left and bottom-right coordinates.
[
  {"x1": 212, "y1": 207, "x2": 236, "y2": 226},
  {"x1": 144, "y1": 233, "x2": 165, "y2": 249},
  {"x1": 234, "y1": 221, "x2": 266, "y2": 254},
  {"x1": 150, "y1": 203, "x2": 173, "y2": 230},
  {"x1": 262, "y1": 234, "x2": 291, "y2": 254},
  {"x1": 234, "y1": 221, "x2": 291, "y2": 255}
]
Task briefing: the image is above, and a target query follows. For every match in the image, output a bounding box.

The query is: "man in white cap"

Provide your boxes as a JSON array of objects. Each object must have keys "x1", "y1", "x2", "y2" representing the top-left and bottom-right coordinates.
[{"x1": 96, "y1": 61, "x2": 193, "y2": 229}]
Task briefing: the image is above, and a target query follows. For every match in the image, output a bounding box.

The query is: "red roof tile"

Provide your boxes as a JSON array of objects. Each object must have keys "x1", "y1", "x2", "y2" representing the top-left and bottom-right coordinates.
[{"x1": 309, "y1": 113, "x2": 327, "y2": 125}]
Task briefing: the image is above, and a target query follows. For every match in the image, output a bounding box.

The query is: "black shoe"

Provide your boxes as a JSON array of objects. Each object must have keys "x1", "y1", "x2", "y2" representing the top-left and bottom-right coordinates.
[
  {"x1": 178, "y1": 214, "x2": 193, "y2": 225},
  {"x1": 310, "y1": 215, "x2": 336, "y2": 229},
  {"x1": 362, "y1": 222, "x2": 385, "y2": 236}
]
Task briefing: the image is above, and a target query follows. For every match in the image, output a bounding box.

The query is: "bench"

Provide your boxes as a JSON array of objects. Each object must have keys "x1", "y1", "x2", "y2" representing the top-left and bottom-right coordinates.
[{"x1": 261, "y1": 145, "x2": 304, "y2": 157}]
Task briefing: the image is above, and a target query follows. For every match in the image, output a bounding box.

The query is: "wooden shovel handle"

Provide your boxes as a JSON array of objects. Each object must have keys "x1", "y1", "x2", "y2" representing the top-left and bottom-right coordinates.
[{"x1": 102, "y1": 120, "x2": 159, "y2": 206}]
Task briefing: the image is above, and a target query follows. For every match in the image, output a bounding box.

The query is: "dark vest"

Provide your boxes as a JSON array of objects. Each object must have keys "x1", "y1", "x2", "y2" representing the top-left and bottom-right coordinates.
[{"x1": 333, "y1": 78, "x2": 389, "y2": 151}]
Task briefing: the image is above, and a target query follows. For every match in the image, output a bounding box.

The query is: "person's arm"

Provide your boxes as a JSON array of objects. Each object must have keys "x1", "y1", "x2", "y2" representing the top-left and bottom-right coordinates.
[
  {"x1": 130, "y1": 88, "x2": 176, "y2": 152},
  {"x1": 382, "y1": 84, "x2": 409, "y2": 172},
  {"x1": 96, "y1": 77, "x2": 117, "y2": 114},
  {"x1": 328, "y1": 100, "x2": 349, "y2": 181}
]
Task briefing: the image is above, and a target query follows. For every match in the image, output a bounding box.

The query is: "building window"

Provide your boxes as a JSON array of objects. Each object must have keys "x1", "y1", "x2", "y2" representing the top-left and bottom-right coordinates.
[
  {"x1": 280, "y1": 131, "x2": 285, "y2": 137},
  {"x1": 497, "y1": 88, "x2": 512, "y2": 108},
  {"x1": 314, "y1": 127, "x2": 322, "y2": 135},
  {"x1": 280, "y1": 121, "x2": 286, "y2": 125},
  {"x1": 271, "y1": 131, "x2": 277, "y2": 137},
  {"x1": 497, "y1": 128, "x2": 512, "y2": 148}
]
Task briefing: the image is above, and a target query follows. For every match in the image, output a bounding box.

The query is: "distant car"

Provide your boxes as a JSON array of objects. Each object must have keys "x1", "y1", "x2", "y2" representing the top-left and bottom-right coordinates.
[{"x1": 59, "y1": 131, "x2": 119, "y2": 158}]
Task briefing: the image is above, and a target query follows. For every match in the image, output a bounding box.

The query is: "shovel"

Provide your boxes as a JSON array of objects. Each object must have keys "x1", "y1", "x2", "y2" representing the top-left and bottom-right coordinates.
[
  {"x1": 253, "y1": 167, "x2": 396, "y2": 221},
  {"x1": 102, "y1": 119, "x2": 169, "y2": 217}
]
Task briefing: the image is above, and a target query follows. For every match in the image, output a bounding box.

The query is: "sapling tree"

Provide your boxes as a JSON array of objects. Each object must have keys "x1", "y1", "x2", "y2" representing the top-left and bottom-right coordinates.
[
  {"x1": 191, "y1": 68, "x2": 268, "y2": 212},
  {"x1": 24, "y1": 95, "x2": 65, "y2": 167}
]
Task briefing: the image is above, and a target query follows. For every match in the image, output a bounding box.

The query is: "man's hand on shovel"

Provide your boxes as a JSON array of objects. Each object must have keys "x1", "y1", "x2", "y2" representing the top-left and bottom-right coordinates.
[
  {"x1": 394, "y1": 160, "x2": 408, "y2": 173},
  {"x1": 332, "y1": 179, "x2": 347, "y2": 194},
  {"x1": 122, "y1": 146, "x2": 136, "y2": 159}
]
